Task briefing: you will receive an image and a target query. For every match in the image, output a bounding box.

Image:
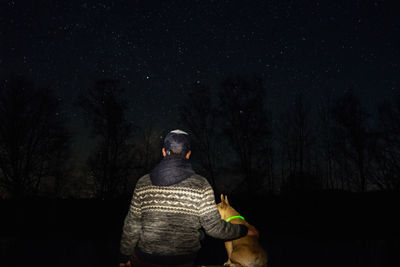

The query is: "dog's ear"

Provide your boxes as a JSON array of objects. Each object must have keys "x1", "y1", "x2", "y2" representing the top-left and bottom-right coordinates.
[
  {"x1": 224, "y1": 195, "x2": 230, "y2": 206},
  {"x1": 219, "y1": 194, "x2": 227, "y2": 208}
]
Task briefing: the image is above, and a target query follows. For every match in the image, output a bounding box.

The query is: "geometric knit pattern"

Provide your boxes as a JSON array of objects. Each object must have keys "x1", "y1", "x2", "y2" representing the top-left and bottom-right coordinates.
[
  {"x1": 120, "y1": 173, "x2": 247, "y2": 258},
  {"x1": 133, "y1": 185, "x2": 216, "y2": 216}
]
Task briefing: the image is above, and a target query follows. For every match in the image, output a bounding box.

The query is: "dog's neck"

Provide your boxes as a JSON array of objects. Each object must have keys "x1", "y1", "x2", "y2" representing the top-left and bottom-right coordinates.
[
  {"x1": 225, "y1": 212, "x2": 247, "y2": 225},
  {"x1": 228, "y1": 217, "x2": 246, "y2": 225}
]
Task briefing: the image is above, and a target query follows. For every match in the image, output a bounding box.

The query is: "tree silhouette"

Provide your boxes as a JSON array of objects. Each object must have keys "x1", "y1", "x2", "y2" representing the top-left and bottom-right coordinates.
[
  {"x1": 179, "y1": 83, "x2": 220, "y2": 188},
  {"x1": 133, "y1": 121, "x2": 163, "y2": 177},
  {"x1": 316, "y1": 95, "x2": 339, "y2": 190},
  {"x1": 331, "y1": 90, "x2": 372, "y2": 192},
  {"x1": 78, "y1": 79, "x2": 135, "y2": 199},
  {"x1": 278, "y1": 93, "x2": 314, "y2": 175},
  {"x1": 0, "y1": 76, "x2": 70, "y2": 198},
  {"x1": 218, "y1": 75, "x2": 271, "y2": 194},
  {"x1": 371, "y1": 97, "x2": 400, "y2": 191},
  {"x1": 48, "y1": 141, "x2": 73, "y2": 197},
  {"x1": 278, "y1": 93, "x2": 320, "y2": 193}
]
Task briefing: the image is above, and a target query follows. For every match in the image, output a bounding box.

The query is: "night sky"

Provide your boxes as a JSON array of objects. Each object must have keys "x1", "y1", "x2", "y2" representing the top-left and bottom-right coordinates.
[{"x1": 1, "y1": 0, "x2": 399, "y2": 158}]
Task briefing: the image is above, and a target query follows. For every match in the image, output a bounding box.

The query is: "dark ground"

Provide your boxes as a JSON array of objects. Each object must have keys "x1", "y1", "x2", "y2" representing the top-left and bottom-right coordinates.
[{"x1": 1, "y1": 192, "x2": 399, "y2": 267}]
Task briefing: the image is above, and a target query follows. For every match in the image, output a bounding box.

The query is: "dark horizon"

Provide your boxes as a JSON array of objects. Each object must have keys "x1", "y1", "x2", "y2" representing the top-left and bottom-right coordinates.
[{"x1": 1, "y1": 73, "x2": 399, "y2": 199}]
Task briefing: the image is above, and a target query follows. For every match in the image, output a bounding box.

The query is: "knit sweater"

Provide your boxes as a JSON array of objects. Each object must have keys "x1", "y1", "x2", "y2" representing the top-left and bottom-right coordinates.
[{"x1": 120, "y1": 172, "x2": 247, "y2": 264}]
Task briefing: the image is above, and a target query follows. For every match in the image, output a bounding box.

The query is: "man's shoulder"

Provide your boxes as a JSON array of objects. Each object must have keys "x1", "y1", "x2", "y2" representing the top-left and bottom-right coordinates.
[
  {"x1": 183, "y1": 174, "x2": 212, "y2": 190},
  {"x1": 135, "y1": 174, "x2": 151, "y2": 188}
]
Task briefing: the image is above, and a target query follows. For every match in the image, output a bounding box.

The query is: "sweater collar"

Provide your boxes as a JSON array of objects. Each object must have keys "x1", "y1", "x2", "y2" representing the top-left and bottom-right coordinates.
[{"x1": 150, "y1": 154, "x2": 195, "y2": 186}]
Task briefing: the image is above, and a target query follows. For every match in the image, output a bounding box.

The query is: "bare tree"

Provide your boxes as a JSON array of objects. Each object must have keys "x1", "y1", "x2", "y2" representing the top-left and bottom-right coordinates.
[
  {"x1": 316, "y1": 95, "x2": 338, "y2": 190},
  {"x1": 0, "y1": 76, "x2": 70, "y2": 198},
  {"x1": 78, "y1": 79, "x2": 135, "y2": 199},
  {"x1": 331, "y1": 90, "x2": 372, "y2": 192},
  {"x1": 278, "y1": 93, "x2": 314, "y2": 175},
  {"x1": 48, "y1": 143, "x2": 73, "y2": 197},
  {"x1": 370, "y1": 97, "x2": 400, "y2": 191},
  {"x1": 133, "y1": 120, "x2": 163, "y2": 177},
  {"x1": 218, "y1": 75, "x2": 271, "y2": 194},
  {"x1": 179, "y1": 83, "x2": 220, "y2": 188},
  {"x1": 278, "y1": 93, "x2": 321, "y2": 193}
]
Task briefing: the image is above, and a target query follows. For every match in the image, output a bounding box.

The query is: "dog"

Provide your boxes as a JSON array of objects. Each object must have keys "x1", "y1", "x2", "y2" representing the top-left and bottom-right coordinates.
[{"x1": 217, "y1": 194, "x2": 267, "y2": 267}]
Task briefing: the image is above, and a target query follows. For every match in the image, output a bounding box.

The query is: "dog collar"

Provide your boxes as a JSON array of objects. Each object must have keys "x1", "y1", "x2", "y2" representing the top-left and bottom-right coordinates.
[{"x1": 225, "y1": 215, "x2": 245, "y2": 222}]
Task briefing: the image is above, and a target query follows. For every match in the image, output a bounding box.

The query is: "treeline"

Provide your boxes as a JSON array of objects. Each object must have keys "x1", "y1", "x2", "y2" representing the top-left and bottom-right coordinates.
[{"x1": 0, "y1": 75, "x2": 399, "y2": 199}]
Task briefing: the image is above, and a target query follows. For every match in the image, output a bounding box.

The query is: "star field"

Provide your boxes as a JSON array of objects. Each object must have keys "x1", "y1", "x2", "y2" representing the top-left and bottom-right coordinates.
[{"x1": 1, "y1": 0, "x2": 399, "y2": 157}]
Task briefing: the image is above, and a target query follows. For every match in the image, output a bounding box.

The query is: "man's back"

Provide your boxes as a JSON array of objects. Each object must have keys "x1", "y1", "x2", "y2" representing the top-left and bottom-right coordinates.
[{"x1": 135, "y1": 173, "x2": 212, "y2": 256}]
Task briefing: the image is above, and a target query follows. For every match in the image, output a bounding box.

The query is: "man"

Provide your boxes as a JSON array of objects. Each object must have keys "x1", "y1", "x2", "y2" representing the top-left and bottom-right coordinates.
[{"x1": 119, "y1": 129, "x2": 258, "y2": 267}]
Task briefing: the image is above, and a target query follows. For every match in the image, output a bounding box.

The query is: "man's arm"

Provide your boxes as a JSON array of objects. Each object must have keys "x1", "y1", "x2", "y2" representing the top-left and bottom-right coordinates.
[
  {"x1": 198, "y1": 184, "x2": 248, "y2": 240},
  {"x1": 120, "y1": 187, "x2": 142, "y2": 259}
]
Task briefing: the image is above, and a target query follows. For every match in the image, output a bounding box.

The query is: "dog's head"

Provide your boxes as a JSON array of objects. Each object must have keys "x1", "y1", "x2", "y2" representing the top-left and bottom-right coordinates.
[{"x1": 217, "y1": 194, "x2": 240, "y2": 220}]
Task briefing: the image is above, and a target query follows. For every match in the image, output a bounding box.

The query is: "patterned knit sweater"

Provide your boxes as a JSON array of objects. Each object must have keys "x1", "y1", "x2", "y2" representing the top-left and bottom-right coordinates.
[{"x1": 120, "y1": 173, "x2": 247, "y2": 264}]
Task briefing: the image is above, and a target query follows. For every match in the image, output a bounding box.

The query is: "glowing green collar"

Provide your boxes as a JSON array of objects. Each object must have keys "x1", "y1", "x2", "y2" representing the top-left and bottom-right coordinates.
[{"x1": 225, "y1": 215, "x2": 245, "y2": 222}]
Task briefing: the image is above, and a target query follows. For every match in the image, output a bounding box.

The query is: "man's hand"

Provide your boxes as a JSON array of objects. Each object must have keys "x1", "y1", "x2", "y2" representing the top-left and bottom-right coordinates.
[
  {"x1": 119, "y1": 260, "x2": 131, "y2": 267},
  {"x1": 246, "y1": 223, "x2": 259, "y2": 238}
]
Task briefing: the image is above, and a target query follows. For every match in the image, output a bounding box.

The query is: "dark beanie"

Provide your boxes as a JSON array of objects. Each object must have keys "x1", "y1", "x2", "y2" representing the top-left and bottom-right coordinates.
[{"x1": 164, "y1": 129, "x2": 191, "y2": 155}]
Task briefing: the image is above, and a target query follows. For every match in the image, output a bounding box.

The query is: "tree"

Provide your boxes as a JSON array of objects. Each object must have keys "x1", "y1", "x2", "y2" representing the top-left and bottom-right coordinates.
[
  {"x1": 179, "y1": 83, "x2": 220, "y2": 188},
  {"x1": 0, "y1": 76, "x2": 70, "y2": 198},
  {"x1": 370, "y1": 97, "x2": 400, "y2": 191},
  {"x1": 331, "y1": 90, "x2": 372, "y2": 192},
  {"x1": 278, "y1": 93, "x2": 320, "y2": 193},
  {"x1": 218, "y1": 75, "x2": 271, "y2": 194},
  {"x1": 133, "y1": 120, "x2": 163, "y2": 177},
  {"x1": 278, "y1": 93, "x2": 315, "y2": 175},
  {"x1": 316, "y1": 95, "x2": 339, "y2": 190},
  {"x1": 78, "y1": 79, "x2": 135, "y2": 199}
]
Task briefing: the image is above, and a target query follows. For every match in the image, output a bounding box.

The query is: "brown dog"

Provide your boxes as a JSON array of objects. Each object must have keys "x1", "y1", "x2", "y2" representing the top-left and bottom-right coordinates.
[{"x1": 217, "y1": 194, "x2": 267, "y2": 267}]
